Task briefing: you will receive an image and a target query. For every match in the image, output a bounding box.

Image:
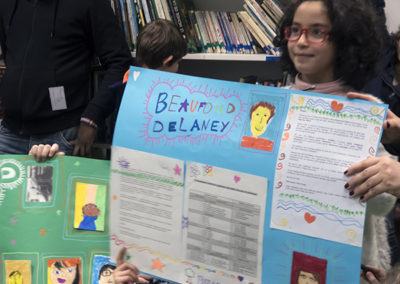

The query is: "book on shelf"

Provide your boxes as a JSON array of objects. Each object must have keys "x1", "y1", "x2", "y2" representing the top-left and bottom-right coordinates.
[
  {"x1": 194, "y1": 11, "x2": 214, "y2": 53},
  {"x1": 147, "y1": 0, "x2": 158, "y2": 21},
  {"x1": 160, "y1": 0, "x2": 173, "y2": 21},
  {"x1": 140, "y1": 0, "x2": 152, "y2": 24},
  {"x1": 153, "y1": 0, "x2": 166, "y2": 19},
  {"x1": 245, "y1": 0, "x2": 277, "y2": 40},
  {"x1": 123, "y1": 0, "x2": 135, "y2": 49},
  {"x1": 230, "y1": 12, "x2": 251, "y2": 54},
  {"x1": 176, "y1": 0, "x2": 202, "y2": 53},
  {"x1": 170, "y1": 0, "x2": 187, "y2": 40},
  {"x1": 126, "y1": 0, "x2": 139, "y2": 48},
  {"x1": 133, "y1": 0, "x2": 146, "y2": 29}
]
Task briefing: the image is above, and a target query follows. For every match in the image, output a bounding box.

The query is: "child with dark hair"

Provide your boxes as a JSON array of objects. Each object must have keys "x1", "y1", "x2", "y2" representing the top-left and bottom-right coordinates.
[
  {"x1": 29, "y1": 19, "x2": 188, "y2": 161},
  {"x1": 136, "y1": 19, "x2": 187, "y2": 72},
  {"x1": 274, "y1": 0, "x2": 397, "y2": 280},
  {"x1": 276, "y1": 0, "x2": 381, "y2": 91}
]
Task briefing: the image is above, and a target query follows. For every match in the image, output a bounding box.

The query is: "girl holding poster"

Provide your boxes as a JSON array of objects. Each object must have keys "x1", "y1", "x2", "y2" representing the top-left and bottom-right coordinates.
[{"x1": 274, "y1": 0, "x2": 397, "y2": 281}]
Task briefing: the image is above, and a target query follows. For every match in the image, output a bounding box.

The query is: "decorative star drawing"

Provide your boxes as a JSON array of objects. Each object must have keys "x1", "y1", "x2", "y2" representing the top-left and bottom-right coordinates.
[
  {"x1": 11, "y1": 216, "x2": 18, "y2": 224},
  {"x1": 173, "y1": 165, "x2": 182, "y2": 176},
  {"x1": 152, "y1": 258, "x2": 165, "y2": 272},
  {"x1": 40, "y1": 229, "x2": 48, "y2": 237}
]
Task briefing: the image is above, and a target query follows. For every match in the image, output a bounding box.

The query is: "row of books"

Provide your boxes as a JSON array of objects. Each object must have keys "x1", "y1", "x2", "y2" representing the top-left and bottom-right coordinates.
[{"x1": 109, "y1": 0, "x2": 286, "y2": 55}]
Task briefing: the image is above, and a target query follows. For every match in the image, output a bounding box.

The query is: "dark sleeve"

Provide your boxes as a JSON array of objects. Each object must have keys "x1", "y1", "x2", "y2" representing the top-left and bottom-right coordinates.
[
  {"x1": 0, "y1": 13, "x2": 6, "y2": 59},
  {"x1": 81, "y1": 0, "x2": 133, "y2": 124}
]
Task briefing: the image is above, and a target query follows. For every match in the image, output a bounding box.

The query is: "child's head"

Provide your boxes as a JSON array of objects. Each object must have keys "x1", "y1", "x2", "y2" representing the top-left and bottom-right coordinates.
[
  {"x1": 136, "y1": 19, "x2": 187, "y2": 73},
  {"x1": 276, "y1": 0, "x2": 381, "y2": 90}
]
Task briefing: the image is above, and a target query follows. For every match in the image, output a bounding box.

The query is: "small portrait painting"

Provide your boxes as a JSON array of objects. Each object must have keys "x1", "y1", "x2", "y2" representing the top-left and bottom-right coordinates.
[
  {"x1": 73, "y1": 182, "x2": 107, "y2": 231},
  {"x1": 241, "y1": 101, "x2": 276, "y2": 151},
  {"x1": 92, "y1": 255, "x2": 117, "y2": 284},
  {"x1": 25, "y1": 165, "x2": 53, "y2": 202},
  {"x1": 5, "y1": 260, "x2": 31, "y2": 284},
  {"x1": 47, "y1": 258, "x2": 81, "y2": 284},
  {"x1": 290, "y1": 252, "x2": 327, "y2": 284}
]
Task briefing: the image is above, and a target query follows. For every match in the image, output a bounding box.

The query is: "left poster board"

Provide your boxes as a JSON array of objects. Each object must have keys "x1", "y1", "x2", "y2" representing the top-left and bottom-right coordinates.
[{"x1": 0, "y1": 155, "x2": 115, "y2": 284}]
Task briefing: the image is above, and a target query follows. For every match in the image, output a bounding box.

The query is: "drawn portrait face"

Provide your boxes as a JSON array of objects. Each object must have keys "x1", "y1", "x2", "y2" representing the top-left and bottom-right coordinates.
[
  {"x1": 49, "y1": 261, "x2": 78, "y2": 284},
  {"x1": 82, "y1": 203, "x2": 100, "y2": 217},
  {"x1": 297, "y1": 270, "x2": 319, "y2": 284},
  {"x1": 8, "y1": 271, "x2": 23, "y2": 284},
  {"x1": 291, "y1": 252, "x2": 326, "y2": 284},
  {"x1": 98, "y1": 264, "x2": 116, "y2": 284},
  {"x1": 250, "y1": 102, "x2": 275, "y2": 138},
  {"x1": 251, "y1": 106, "x2": 271, "y2": 137}
]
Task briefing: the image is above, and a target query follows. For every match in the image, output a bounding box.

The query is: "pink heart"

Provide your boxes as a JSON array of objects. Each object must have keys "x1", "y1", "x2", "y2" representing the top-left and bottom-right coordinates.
[{"x1": 234, "y1": 176, "x2": 240, "y2": 183}]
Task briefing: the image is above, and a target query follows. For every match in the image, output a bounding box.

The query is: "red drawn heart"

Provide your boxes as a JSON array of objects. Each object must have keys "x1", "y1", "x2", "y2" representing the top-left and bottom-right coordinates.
[
  {"x1": 304, "y1": 212, "x2": 316, "y2": 224},
  {"x1": 331, "y1": 101, "x2": 344, "y2": 112}
]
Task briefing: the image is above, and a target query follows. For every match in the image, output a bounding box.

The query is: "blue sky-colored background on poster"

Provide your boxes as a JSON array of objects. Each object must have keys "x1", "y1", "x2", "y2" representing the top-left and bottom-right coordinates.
[{"x1": 112, "y1": 66, "x2": 382, "y2": 284}]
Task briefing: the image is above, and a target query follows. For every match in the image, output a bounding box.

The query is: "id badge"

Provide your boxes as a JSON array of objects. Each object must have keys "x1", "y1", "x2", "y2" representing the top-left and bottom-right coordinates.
[{"x1": 49, "y1": 86, "x2": 67, "y2": 111}]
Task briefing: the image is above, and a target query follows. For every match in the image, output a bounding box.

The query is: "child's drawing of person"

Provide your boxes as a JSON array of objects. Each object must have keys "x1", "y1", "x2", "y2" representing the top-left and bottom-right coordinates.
[
  {"x1": 48, "y1": 259, "x2": 80, "y2": 284},
  {"x1": 241, "y1": 101, "x2": 276, "y2": 151},
  {"x1": 78, "y1": 203, "x2": 100, "y2": 231}
]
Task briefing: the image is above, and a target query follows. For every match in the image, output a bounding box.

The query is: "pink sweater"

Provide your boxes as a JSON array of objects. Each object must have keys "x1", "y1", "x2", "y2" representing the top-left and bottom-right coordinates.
[{"x1": 289, "y1": 74, "x2": 354, "y2": 96}]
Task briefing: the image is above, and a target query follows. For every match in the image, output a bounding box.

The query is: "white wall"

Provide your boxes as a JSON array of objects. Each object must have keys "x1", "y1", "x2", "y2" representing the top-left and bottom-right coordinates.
[{"x1": 385, "y1": 0, "x2": 400, "y2": 33}]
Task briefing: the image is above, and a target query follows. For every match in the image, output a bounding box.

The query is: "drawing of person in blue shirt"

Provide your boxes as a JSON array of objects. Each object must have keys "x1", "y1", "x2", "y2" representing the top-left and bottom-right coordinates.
[{"x1": 78, "y1": 203, "x2": 100, "y2": 231}]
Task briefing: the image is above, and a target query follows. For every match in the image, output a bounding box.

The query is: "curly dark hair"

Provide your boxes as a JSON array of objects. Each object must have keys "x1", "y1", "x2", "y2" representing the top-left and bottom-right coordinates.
[{"x1": 275, "y1": 0, "x2": 382, "y2": 90}]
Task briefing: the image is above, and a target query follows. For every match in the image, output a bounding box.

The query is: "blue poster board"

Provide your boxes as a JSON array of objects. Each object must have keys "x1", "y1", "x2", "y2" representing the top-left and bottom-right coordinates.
[{"x1": 112, "y1": 67, "x2": 387, "y2": 284}]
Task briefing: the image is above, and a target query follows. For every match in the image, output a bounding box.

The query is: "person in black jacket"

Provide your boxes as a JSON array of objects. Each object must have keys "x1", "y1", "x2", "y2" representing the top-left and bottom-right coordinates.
[
  {"x1": 0, "y1": 0, "x2": 132, "y2": 156},
  {"x1": 29, "y1": 19, "x2": 188, "y2": 162}
]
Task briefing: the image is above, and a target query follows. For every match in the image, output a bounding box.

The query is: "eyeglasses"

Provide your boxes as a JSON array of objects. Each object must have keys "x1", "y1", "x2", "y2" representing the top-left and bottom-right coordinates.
[{"x1": 284, "y1": 26, "x2": 330, "y2": 44}]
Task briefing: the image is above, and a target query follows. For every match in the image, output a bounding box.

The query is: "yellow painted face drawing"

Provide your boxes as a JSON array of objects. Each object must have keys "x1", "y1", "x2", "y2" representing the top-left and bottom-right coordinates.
[
  {"x1": 251, "y1": 106, "x2": 272, "y2": 137},
  {"x1": 8, "y1": 271, "x2": 23, "y2": 284}
]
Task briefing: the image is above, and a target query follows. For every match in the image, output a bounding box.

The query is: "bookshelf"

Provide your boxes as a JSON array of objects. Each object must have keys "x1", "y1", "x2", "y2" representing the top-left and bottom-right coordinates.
[{"x1": 178, "y1": 0, "x2": 284, "y2": 83}]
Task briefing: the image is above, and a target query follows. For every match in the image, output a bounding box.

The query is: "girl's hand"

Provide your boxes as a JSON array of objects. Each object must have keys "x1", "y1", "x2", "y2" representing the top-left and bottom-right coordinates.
[
  {"x1": 114, "y1": 247, "x2": 151, "y2": 284},
  {"x1": 345, "y1": 156, "x2": 400, "y2": 201}
]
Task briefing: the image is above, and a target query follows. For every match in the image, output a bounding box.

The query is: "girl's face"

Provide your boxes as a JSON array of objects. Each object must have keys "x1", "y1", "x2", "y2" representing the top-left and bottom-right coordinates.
[
  {"x1": 288, "y1": 1, "x2": 335, "y2": 84},
  {"x1": 50, "y1": 264, "x2": 77, "y2": 284}
]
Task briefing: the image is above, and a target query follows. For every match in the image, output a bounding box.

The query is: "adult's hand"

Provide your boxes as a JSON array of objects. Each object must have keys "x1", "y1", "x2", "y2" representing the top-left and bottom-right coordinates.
[
  {"x1": 114, "y1": 247, "x2": 151, "y2": 284},
  {"x1": 344, "y1": 156, "x2": 400, "y2": 201},
  {"x1": 29, "y1": 143, "x2": 65, "y2": 162},
  {"x1": 71, "y1": 123, "x2": 97, "y2": 157},
  {"x1": 347, "y1": 92, "x2": 400, "y2": 145}
]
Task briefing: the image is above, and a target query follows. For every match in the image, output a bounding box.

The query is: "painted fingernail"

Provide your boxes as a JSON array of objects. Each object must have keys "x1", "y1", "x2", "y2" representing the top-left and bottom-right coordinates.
[
  {"x1": 387, "y1": 122, "x2": 391, "y2": 128},
  {"x1": 344, "y1": 170, "x2": 348, "y2": 175},
  {"x1": 345, "y1": 183, "x2": 349, "y2": 189},
  {"x1": 360, "y1": 196, "x2": 365, "y2": 202},
  {"x1": 349, "y1": 191, "x2": 354, "y2": 196}
]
